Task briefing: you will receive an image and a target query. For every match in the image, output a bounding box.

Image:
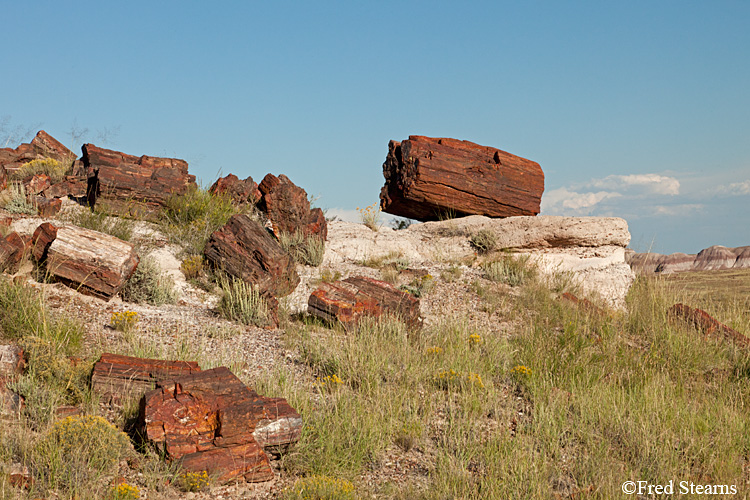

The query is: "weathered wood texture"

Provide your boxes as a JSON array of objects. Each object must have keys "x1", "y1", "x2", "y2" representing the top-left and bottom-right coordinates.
[
  {"x1": 43, "y1": 176, "x2": 88, "y2": 199},
  {"x1": 33, "y1": 224, "x2": 139, "y2": 299},
  {"x1": 0, "y1": 164, "x2": 7, "y2": 191},
  {"x1": 29, "y1": 196, "x2": 62, "y2": 217},
  {"x1": 0, "y1": 130, "x2": 76, "y2": 175},
  {"x1": 209, "y1": 174, "x2": 261, "y2": 205},
  {"x1": 204, "y1": 214, "x2": 300, "y2": 298},
  {"x1": 669, "y1": 303, "x2": 750, "y2": 347},
  {"x1": 308, "y1": 276, "x2": 422, "y2": 329},
  {"x1": 141, "y1": 366, "x2": 301, "y2": 483},
  {"x1": 0, "y1": 344, "x2": 25, "y2": 378},
  {"x1": 257, "y1": 173, "x2": 328, "y2": 240},
  {"x1": 380, "y1": 136, "x2": 545, "y2": 221},
  {"x1": 82, "y1": 143, "x2": 196, "y2": 216},
  {"x1": 91, "y1": 353, "x2": 202, "y2": 404}
]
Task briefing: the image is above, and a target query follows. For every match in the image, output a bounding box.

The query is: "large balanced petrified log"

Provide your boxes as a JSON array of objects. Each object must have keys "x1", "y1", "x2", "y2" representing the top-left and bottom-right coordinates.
[
  {"x1": 141, "y1": 366, "x2": 301, "y2": 483},
  {"x1": 91, "y1": 353, "x2": 202, "y2": 404},
  {"x1": 308, "y1": 276, "x2": 421, "y2": 329},
  {"x1": 380, "y1": 136, "x2": 544, "y2": 221},
  {"x1": 204, "y1": 214, "x2": 300, "y2": 297},
  {"x1": 669, "y1": 303, "x2": 750, "y2": 347},
  {"x1": 31, "y1": 223, "x2": 139, "y2": 300},
  {"x1": 257, "y1": 173, "x2": 328, "y2": 240},
  {"x1": 82, "y1": 143, "x2": 196, "y2": 217}
]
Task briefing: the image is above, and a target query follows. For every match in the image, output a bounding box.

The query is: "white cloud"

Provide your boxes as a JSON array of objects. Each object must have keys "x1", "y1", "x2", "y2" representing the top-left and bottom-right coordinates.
[
  {"x1": 590, "y1": 174, "x2": 680, "y2": 195},
  {"x1": 542, "y1": 187, "x2": 621, "y2": 215},
  {"x1": 714, "y1": 180, "x2": 750, "y2": 196},
  {"x1": 653, "y1": 204, "x2": 704, "y2": 216}
]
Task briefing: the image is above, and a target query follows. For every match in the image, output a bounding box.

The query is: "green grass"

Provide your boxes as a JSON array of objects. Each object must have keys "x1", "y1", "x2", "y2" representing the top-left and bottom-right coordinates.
[
  {"x1": 67, "y1": 206, "x2": 135, "y2": 241},
  {"x1": 120, "y1": 256, "x2": 176, "y2": 305},
  {"x1": 279, "y1": 230, "x2": 325, "y2": 267}
]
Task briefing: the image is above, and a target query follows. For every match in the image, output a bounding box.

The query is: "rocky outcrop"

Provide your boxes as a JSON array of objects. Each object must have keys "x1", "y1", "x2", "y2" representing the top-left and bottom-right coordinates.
[
  {"x1": 82, "y1": 143, "x2": 196, "y2": 216},
  {"x1": 32, "y1": 223, "x2": 140, "y2": 300},
  {"x1": 380, "y1": 136, "x2": 544, "y2": 221},
  {"x1": 91, "y1": 353, "x2": 202, "y2": 404},
  {"x1": 209, "y1": 174, "x2": 261, "y2": 205},
  {"x1": 0, "y1": 130, "x2": 76, "y2": 175},
  {"x1": 204, "y1": 214, "x2": 300, "y2": 299},
  {"x1": 669, "y1": 304, "x2": 749, "y2": 347},
  {"x1": 258, "y1": 173, "x2": 327, "y2": 240},
  {"x1": 320, "y1": 215, "x2": 634, "y2": 309},
  {"x1": 308, "y1": 276, "x2": 422, "y2": 329},
  {"x1": 140, "y1": 366, "x2": 301, "y2": 483},
  {"x1": 627, "y1": 245, "x2": 750, "y2": 274}
]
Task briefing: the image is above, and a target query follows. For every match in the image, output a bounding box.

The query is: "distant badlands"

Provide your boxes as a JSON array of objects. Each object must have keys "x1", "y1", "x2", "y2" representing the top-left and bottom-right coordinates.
[{"x1": 627, "y1": 245, "x2": 750, "y2": 274}]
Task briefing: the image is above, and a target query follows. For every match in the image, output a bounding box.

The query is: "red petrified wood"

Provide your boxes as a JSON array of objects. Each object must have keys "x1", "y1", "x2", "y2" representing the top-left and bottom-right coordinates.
[
  {"x1": 669, "y1": 303, "x2": 750, "y2": 347},
  {"x1": 308, "y1": 276, "x2": 422, "y2": 329},
  {"x1": 209, "y1": 174, "x2": 262, "y2": 205},
  {"x1": 82, "y1": 143, "x2": 196, "y2": 216},
  {"x1": 380, "y1": 136, "x2": 545, "y2": 221},
  {"x1": 91, "y1": 353, "x2": 202, "y2": 404},
  {"x1": 0, "y1": 232, "x2": 30, "y2": 274},
  {"x1": 257, "y1": 173, "x2": 328, "y2": 240},
  {"x1": 140, "y1": 366, "x2": 302, "y2": 484},
  {"x1": 0, "y1": 130, "x2": 76, "y2": 176}
]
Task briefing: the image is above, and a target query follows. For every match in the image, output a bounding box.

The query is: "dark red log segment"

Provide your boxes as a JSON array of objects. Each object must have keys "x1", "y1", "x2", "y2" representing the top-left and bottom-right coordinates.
[
  {"x1": 204, "y1": 214, "x2": 300, "y2": 298},
  {"x1": 257, "y1": 173, "x2": 328, "y2": 240},
  {"x1": 308, "y1": 276, "x2": 422, "y2": 329},
  {"x1": 91, "y1": 353, "x2": 202, "y2": 403},
  {"x1": 0, "y1": 130, "x2": 76, "y2": 175},
  {"x1": 140, "y1": 366, "x2": 301, "y2": 484},
  {"x1": 209, "y1": 174, "x2": 261, "y2": 205},
  {"x1": 82, "y1": 143, "x2": 197, "y2": 216},
  {"x1": 0, "y1": 232, "x2": 29, "y2": 274},
  {"x1": 669, "y1": 303, "x2": 750, "y2": 347},
  {"x1": 380, "y1": 136, "x2": 544, "y2": 221}
]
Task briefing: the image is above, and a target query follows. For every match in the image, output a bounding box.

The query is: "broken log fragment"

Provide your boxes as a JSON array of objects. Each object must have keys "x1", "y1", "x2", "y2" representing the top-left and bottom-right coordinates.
[
  {"x1": 32, "y1": 223, "x2": 139, "y2": 300},
  {"x1": 669, "y1": 303, "x2": 750, "y2": 347},
  {"x1": 308, "y1": 276, "x2": 422, "y2": 329},
  {"x1": 380, "y1": 136, "x2": 544, "y2": 221},
  {"x1": 140, "y1": 366, "x2": 301, "y2": 484},
  {"x1": 91, "y1": 353, "x2": 202, "y2": 404},
  {"x1": 257, "y1": 173, "x2": 328, "y2": 240}
]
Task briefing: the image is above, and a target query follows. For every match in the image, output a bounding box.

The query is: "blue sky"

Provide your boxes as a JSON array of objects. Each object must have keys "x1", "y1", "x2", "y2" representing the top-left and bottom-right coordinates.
[{"x1": 2, "y1": 1, "x2": 748, "y2": 254}]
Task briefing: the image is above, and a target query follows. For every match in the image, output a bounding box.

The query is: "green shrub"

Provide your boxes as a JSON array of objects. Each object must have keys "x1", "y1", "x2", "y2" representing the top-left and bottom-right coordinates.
[
  {"x1": 161, "y1": 185, "x2": 239, "y2": 256},
  {"x1": 400, "y1": 274, "x2": 435, "y2": 297},
  {"x1": 482, "y1": 254, "x2": 535, "y2": 287},
  {"x1": 69, "y1": 207, "x2": 134, "y2": 241},
  {"x1": 120, "y1": 256, "x2": 176, "y2": 305},
  {"x1": 176, "y1": 470, "x2": 209, "y2": 492},
  {"x1": 469, "y1": 229, "x2": 497, "y2": 254},
  {"x1": 33, "y1": 415, "x2": 131, "y2": 495},
  {"x1": 217, "y1": 276, "x2": 269, "y2": 327},
  {"x1": 2, "y1": 181, "x2": 35, "y2": 215},
  {"x1": 279, "y1": 231, "x2": 325, "y2": 267},
  {"x1": 356, "y1": 203, "x2": 381, "y2": 231},
  {"x1": 13, "y1": 157, "x2": 70, "y2": 183},
  {"x1": 180, "y1": 254, "x2": 204, "y2": 279}
]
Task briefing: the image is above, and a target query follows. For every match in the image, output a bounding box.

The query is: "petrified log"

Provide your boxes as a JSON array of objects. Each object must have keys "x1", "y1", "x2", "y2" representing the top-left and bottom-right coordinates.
[
  {"x1": 29, "y1": 196, "x2": 62, "y2": 217},
  {"x1": 82, "y1": 143, "x2": 196, "y2": 216},
  {"x1": 669, "y1": 303, "x2": 750, "y2": 347},
  {"x1": 33, "y1": 223, "x2": 139, "y2": 299},
  {"x1": 209, "y1": 174, "x2": 261, "y2": 205},
  {"x1": 25, "y1": 174, "x2": 51, "y2": 196},
  {"x1": 204, "y1": 214, "x2": 300, "y2": 297},
  {"x1": 141, "y1": 366, "x2": 301, "y2": 483},
  {"x1": 0, "y1": 130, "x2": 76, "y2": 175},
  {"x1": 257, "y1": 173, "x2": 328, "y2": 240},
  {"x1": 0, "y1": 232, "x2": 29, "y2": 274},
  {"x1": 0, "y1": 164, "x2": 6, "y2": 191},
  {"x1": 380, "y1": 136, "x2": 544, "y2": 221},
  {"x1": 91, "y1": 353, "x2": 202, "y2": 404},
  {"x1": 43, "y1": 176, "x2": 88, "y2": 199},
  {"x1": 308, "y1": 276, "x2": 421, "y2": 328}
]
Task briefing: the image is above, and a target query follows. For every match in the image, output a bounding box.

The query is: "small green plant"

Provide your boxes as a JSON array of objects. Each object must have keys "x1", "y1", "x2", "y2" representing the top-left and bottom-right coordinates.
[
  {"x1": 510, "y1": 364, "x2": 532, "y2": 377},
  {"x1": 283, "y1": 475, "x2": 356, "y2": 500},
  {"x1": 121, "y1": 256, "x2": 177, "y2": 305},
  {"x1": 432, "y1": 369, "x2": 485, "y2": 391},
  {"x1": 317, "y1": 268, "x2": 342, "y2": 283},
  {"x1": 111, "y1": 311, "x2": 139, "y2": 333},
  {"x1": 469, "y1": 229, "x2": 497, "y2": 254},
  {"x1": 69, "y1": 207, "x2": 134, "y2": 241},
  {"x1": 356, "y1": 203, "x2": 381, "y2": 231},
  {"x1": 361, "y1": 251, "x2": 408, "y2": 270},
  {"x1": 217, "y1": 276, "x2": 269, "y2": 327},
  {"x1": 482, "y1": 254, "x2": 535, "y2": 287},
  {"x1": 316, "y1": 374, "x2": 343, "y2": 393},
  {"x1": 400, "y1": 274, "x2": 435, "y2": 297},
  {"x1": 113, "y1": 482, "x2": 140, "y2": 499},
  {"x1": 2, "y1": 181, "x2": 36, "y2": 215},
  {"x1": 440, "y1": 264, "x2": 463, "y2": 282},
  {"x1": 279, "y1": 231, "x2": 325, "y2": 267},
  {"x1": 180, "y1": 254, "x2": 204, "y2": 280},
  {"x1": 13, "y1": 157, "x2": 69, "y2": 183},
  {"x1": 33, "y1": 415, "x2": 131, "y2": 494},
  {"x1": 176, "y1": 470, "x2": 209, "y2": 492},
  {"x1": 390, "y1": 217, "x2": 413, "y2": 230}
]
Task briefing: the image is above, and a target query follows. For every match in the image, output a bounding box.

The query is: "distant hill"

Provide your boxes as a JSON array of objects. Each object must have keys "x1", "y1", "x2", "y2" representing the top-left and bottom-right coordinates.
[{"x1": 626, "y1": 245, "x2": 750, "y2": 274}]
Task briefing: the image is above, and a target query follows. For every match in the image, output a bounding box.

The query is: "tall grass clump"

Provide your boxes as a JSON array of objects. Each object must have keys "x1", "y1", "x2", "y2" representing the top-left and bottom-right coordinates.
[
  {"x1": 2, "y1": 181, "x2": 36, "y2": 215},
  {"x1": 161, "y1": 185, "x2": 239, "y2": 256},
  {"x1": 279, "y1": 231, "x2": 325, "y2": 267},
  {"x1": 120, "y1": 256, "x2": 176, "y2": 305},
  {"x1": 217, "y1": 275, "x2": 269, "y2": 327},
  {"x1": 68, "y1": 206, "x2": 135, "y2": 241},
  {"x1": 482, "y1": 253, "x2": 535, "y2": 286}
]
